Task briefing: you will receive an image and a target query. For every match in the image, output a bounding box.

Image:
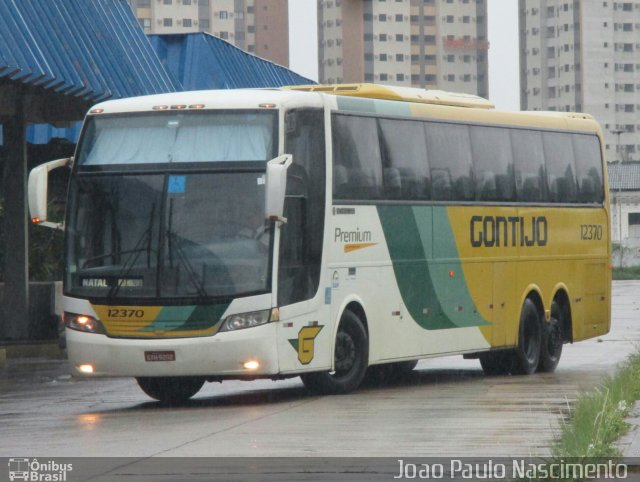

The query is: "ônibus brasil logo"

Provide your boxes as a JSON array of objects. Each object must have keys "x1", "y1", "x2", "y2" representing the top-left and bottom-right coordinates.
[{"x1": 8, "y1": 458, "x2": 73, "y2": 481}]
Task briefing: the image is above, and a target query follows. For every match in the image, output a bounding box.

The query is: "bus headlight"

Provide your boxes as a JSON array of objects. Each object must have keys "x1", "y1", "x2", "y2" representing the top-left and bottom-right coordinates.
[
  {"x1": 64, "y1": 312, "x2": 105, "y2": 334},
  {"x1": 220, "y1": 309, "x2": 271, "y2": 332}
]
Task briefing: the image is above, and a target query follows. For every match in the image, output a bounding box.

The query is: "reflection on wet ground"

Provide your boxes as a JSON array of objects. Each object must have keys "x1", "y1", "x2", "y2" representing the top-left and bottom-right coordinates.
[{"x1": 0, "y1": 281, "x2": 638, "y2": 458}]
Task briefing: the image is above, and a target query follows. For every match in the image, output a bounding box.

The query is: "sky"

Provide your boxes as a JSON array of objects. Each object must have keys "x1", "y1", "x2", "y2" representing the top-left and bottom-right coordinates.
[{"x1": 289, "y1": 0, "x2": 520, "y2": 111}]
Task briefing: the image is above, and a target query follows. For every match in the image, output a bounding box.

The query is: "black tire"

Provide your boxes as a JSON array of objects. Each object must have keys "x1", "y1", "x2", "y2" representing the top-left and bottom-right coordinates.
[
  {"x1": 538, "y1": 300, "x2": 564, "y2": 373},
  {"x1": 479, "y1": 351, "x2": 512, "y2": 376},
  {"x1": 136, "y1": 376, "x2": 204, "y2": 404},
  {"x1": 300, "y1": 310, "x2": 369, "y2": 395},
  {"x1": 510, "y1": 298, "x2": 542, "y2": 375}
]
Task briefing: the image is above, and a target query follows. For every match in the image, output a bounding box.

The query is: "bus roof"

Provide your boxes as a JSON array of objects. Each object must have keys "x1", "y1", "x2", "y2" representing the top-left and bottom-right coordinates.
[
  {"x1": 87, "y1": 88, "x2": 323, "y2": 115},
  {"x1": 283, "y1": 83, "x2": 496, "y2": 110},
  {"x1": 86, "y1": 85, "x2": 601, "y2": 137}
]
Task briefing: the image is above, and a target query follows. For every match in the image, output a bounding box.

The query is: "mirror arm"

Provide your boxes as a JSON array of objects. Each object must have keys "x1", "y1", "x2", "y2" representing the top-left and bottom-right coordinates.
[{"x1": 38, "y1": 221, "x2": 65, "y2": 231}]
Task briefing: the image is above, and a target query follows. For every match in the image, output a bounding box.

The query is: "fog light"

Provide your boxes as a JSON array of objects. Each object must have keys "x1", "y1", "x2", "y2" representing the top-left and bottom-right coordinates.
[
  {"x1": 78, "y1": 364, "x2": 95, "y2": 374},
  {"x1": 243, "y1": 360, "x2": 260, "y2": 370}
]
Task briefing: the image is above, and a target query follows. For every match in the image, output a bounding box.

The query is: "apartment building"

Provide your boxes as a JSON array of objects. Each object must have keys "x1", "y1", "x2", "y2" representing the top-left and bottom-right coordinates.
[
  {"x1": 519, "y1": 0, "x2": 640, "y2": 161},
  {"x1": 127, "y1": 0, "x2": 289, "y2": 67},
  {"x1": 318, "y1": 0, "x2": 489, "y2": 98}
]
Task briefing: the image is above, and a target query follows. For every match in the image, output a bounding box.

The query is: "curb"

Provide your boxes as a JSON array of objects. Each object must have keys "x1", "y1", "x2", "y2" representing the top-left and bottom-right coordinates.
[{"x1": 617, "y1": 401, "x2": 640, "y2": 457}]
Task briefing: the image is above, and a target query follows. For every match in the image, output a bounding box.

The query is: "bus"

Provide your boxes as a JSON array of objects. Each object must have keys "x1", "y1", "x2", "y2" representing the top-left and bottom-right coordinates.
[{"x1": 28, "y1": 84, "x2": 611, "y2": 403}]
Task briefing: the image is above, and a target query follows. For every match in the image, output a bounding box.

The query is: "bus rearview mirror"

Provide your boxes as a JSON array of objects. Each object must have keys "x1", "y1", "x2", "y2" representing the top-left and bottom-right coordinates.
[
  {"x1": 265, "y1": 154, "x2": 292, "y2": 223},
  {"x1": 28, "y1": 157, "x2": 72, "y2": 230}
]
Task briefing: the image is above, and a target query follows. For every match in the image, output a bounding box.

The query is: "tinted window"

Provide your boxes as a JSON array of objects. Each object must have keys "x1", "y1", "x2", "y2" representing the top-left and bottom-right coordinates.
[
  {"x1": 280, "y1": 109, "x2": 326, "y2": 305},
  {"x1": 573, "y1": 135, "x2": 604, "y2": 203},
  {"x1": 470, "y1": 126, "x2": 515, "y2": 201},
  {"x1": 378, "y1": 119, "x2": 430, "y2": 200},
  {"x1": 425, "y1": 123, "x2": 474, "y2": 201},
  {"x1": 332, "y1": 115, "x2": 383, "y2": 200},
  {"x1": 543, "y1": 132, "x2": 578, "y2": 203},
  {"x1": 511, "y1": 130, "x2": 548, "y2": 202}
]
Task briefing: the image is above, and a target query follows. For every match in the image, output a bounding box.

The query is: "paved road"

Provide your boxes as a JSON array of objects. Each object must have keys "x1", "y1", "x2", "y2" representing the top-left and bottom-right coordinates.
[{"x1": 0, "y1": 281, "x2": 638, "y2": 459}]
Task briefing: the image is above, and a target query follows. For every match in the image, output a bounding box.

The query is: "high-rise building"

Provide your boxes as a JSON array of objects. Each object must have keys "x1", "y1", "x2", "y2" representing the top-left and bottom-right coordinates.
[
  {"x1": 519, "y1": 0, "x2": 640, "y2": 161},
  {"x1": 127, "y1": 0, "x2": 289, "y2": 67},
  {"x1": 317, "y1": 0, "x2": 489, "y2": 98}
]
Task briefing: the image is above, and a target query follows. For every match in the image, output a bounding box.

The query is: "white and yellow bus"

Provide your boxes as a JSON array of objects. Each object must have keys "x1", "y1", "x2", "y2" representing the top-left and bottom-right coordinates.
[{"x1": 29, "y1": 84, "x2": 611, "y2": 403}]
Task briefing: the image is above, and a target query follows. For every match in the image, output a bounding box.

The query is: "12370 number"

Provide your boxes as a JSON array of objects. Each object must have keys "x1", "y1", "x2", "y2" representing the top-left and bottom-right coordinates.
[{"x1": 580, "y1": 224, "x2": 603, "y2": 241}]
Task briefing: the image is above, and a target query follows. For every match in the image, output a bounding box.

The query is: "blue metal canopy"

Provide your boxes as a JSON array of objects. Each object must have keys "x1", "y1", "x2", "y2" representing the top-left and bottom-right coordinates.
[
  {"x1": 149, "y1": 33, "x2": 315, "y2": 91},
  {"x1": 1, "y1": 25, "x2": 315, "y2": 146},
  {"x1": 0, "y1": 0, "x2": 177, "y2": 102}
]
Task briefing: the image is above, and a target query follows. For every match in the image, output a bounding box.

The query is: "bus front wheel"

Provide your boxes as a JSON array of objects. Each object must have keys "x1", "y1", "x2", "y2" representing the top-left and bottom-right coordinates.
[
  {"x1": 300, "y1": 310, "x2": 369, "y2": 395},
  {"x1": 136, "y1": 376, "x2": 204, "y2": 404}
]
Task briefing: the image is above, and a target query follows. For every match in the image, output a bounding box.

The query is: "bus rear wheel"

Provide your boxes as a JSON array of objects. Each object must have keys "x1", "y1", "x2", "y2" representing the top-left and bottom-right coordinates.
[
  {"x1": 136, "y1": 376, "x2": 204, "y2": 404},
  {"x1": 300, "y1": 310, "x2": 369, "y2": 395},
  {"x1": 510, "y1": 298, "x2": 542, "y2": 375},
  {"x1": 538, "y1": 300, "x2": 563, "y2": 373}
]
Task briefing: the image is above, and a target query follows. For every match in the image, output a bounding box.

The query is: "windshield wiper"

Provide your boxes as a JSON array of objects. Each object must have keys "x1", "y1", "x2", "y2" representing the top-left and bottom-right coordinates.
[
  {"x1": 106, "y1": 203, "x2": 156, "y2": 299},
  {"x1": 166, "y1": 231, "x2": 209, "y2": 299}
]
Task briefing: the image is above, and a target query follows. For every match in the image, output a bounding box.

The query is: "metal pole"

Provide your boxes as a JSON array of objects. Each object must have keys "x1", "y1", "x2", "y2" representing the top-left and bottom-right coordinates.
[
  {"x1": 611, "y1": 129, "x2": 625, "y2": 268},
  {"x1": 1, "y1": 97, "x2": 29, "y2": 340}
]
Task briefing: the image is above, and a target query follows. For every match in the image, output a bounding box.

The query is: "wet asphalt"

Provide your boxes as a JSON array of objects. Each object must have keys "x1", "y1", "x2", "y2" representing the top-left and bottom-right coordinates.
[{"x1": 0, "y1": 281, "x2": 638, "y2": 459}]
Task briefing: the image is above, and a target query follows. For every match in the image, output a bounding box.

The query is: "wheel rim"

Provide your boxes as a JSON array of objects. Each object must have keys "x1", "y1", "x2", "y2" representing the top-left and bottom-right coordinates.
[{"x1": 334, "y1": 331, "x2": 356, "y2": 375}]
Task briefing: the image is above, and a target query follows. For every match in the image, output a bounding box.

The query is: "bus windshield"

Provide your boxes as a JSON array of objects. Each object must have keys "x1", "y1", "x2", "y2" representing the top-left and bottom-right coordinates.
[
  {"x1": 66, "y1": 110, "x2": 278, "y2": 301},
  {"x1": 66, "y1": 171, "x2": 272, "y2": 301}
]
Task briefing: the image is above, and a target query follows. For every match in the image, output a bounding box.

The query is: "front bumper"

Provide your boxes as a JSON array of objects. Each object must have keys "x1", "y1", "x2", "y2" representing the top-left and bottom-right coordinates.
[{"x1": 66, "y1": 323, "x2": 279, "y2": 378}]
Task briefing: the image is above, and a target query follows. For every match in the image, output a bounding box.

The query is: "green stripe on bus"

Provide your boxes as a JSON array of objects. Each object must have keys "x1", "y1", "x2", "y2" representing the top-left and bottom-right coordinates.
[
  {"x1": 377, "y1": 205, "x2": 489, "y2": 331},
  {"x1": 180, "y1": 303, "x2": 229, "y2": 332},
  {"x1": 142, "y1": 303, "x2": 228, "y2": 332}
]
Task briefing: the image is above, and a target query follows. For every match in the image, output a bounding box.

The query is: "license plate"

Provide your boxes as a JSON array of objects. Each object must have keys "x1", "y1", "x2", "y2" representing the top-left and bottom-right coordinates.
[{"x1": 144, "y1": 351, "x2": 175, "y2": 362}]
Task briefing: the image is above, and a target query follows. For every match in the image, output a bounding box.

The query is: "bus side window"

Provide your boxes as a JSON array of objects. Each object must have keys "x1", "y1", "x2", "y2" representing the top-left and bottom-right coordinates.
[
  {"x1": 378, "y1": 118, "x2": 430, "y2": 201},
  {"x1": 573, "y1": 134, "x2": 604, "y2": 203},
  {"x1": 332, "y1": 114, "x2": 383, "y2": 200},
  {"x1": 425, "y1": 122, "x2": 474, "y2": 201},
  {"x1": 543, "y1": 132, "x2": 579, "y2": 203},
  {"x1": 470, "y1": 126, "x2": 515, "y2": 202},
  {"x1": 511, "y1": 129, "x2": 549, "y2": 202}
]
